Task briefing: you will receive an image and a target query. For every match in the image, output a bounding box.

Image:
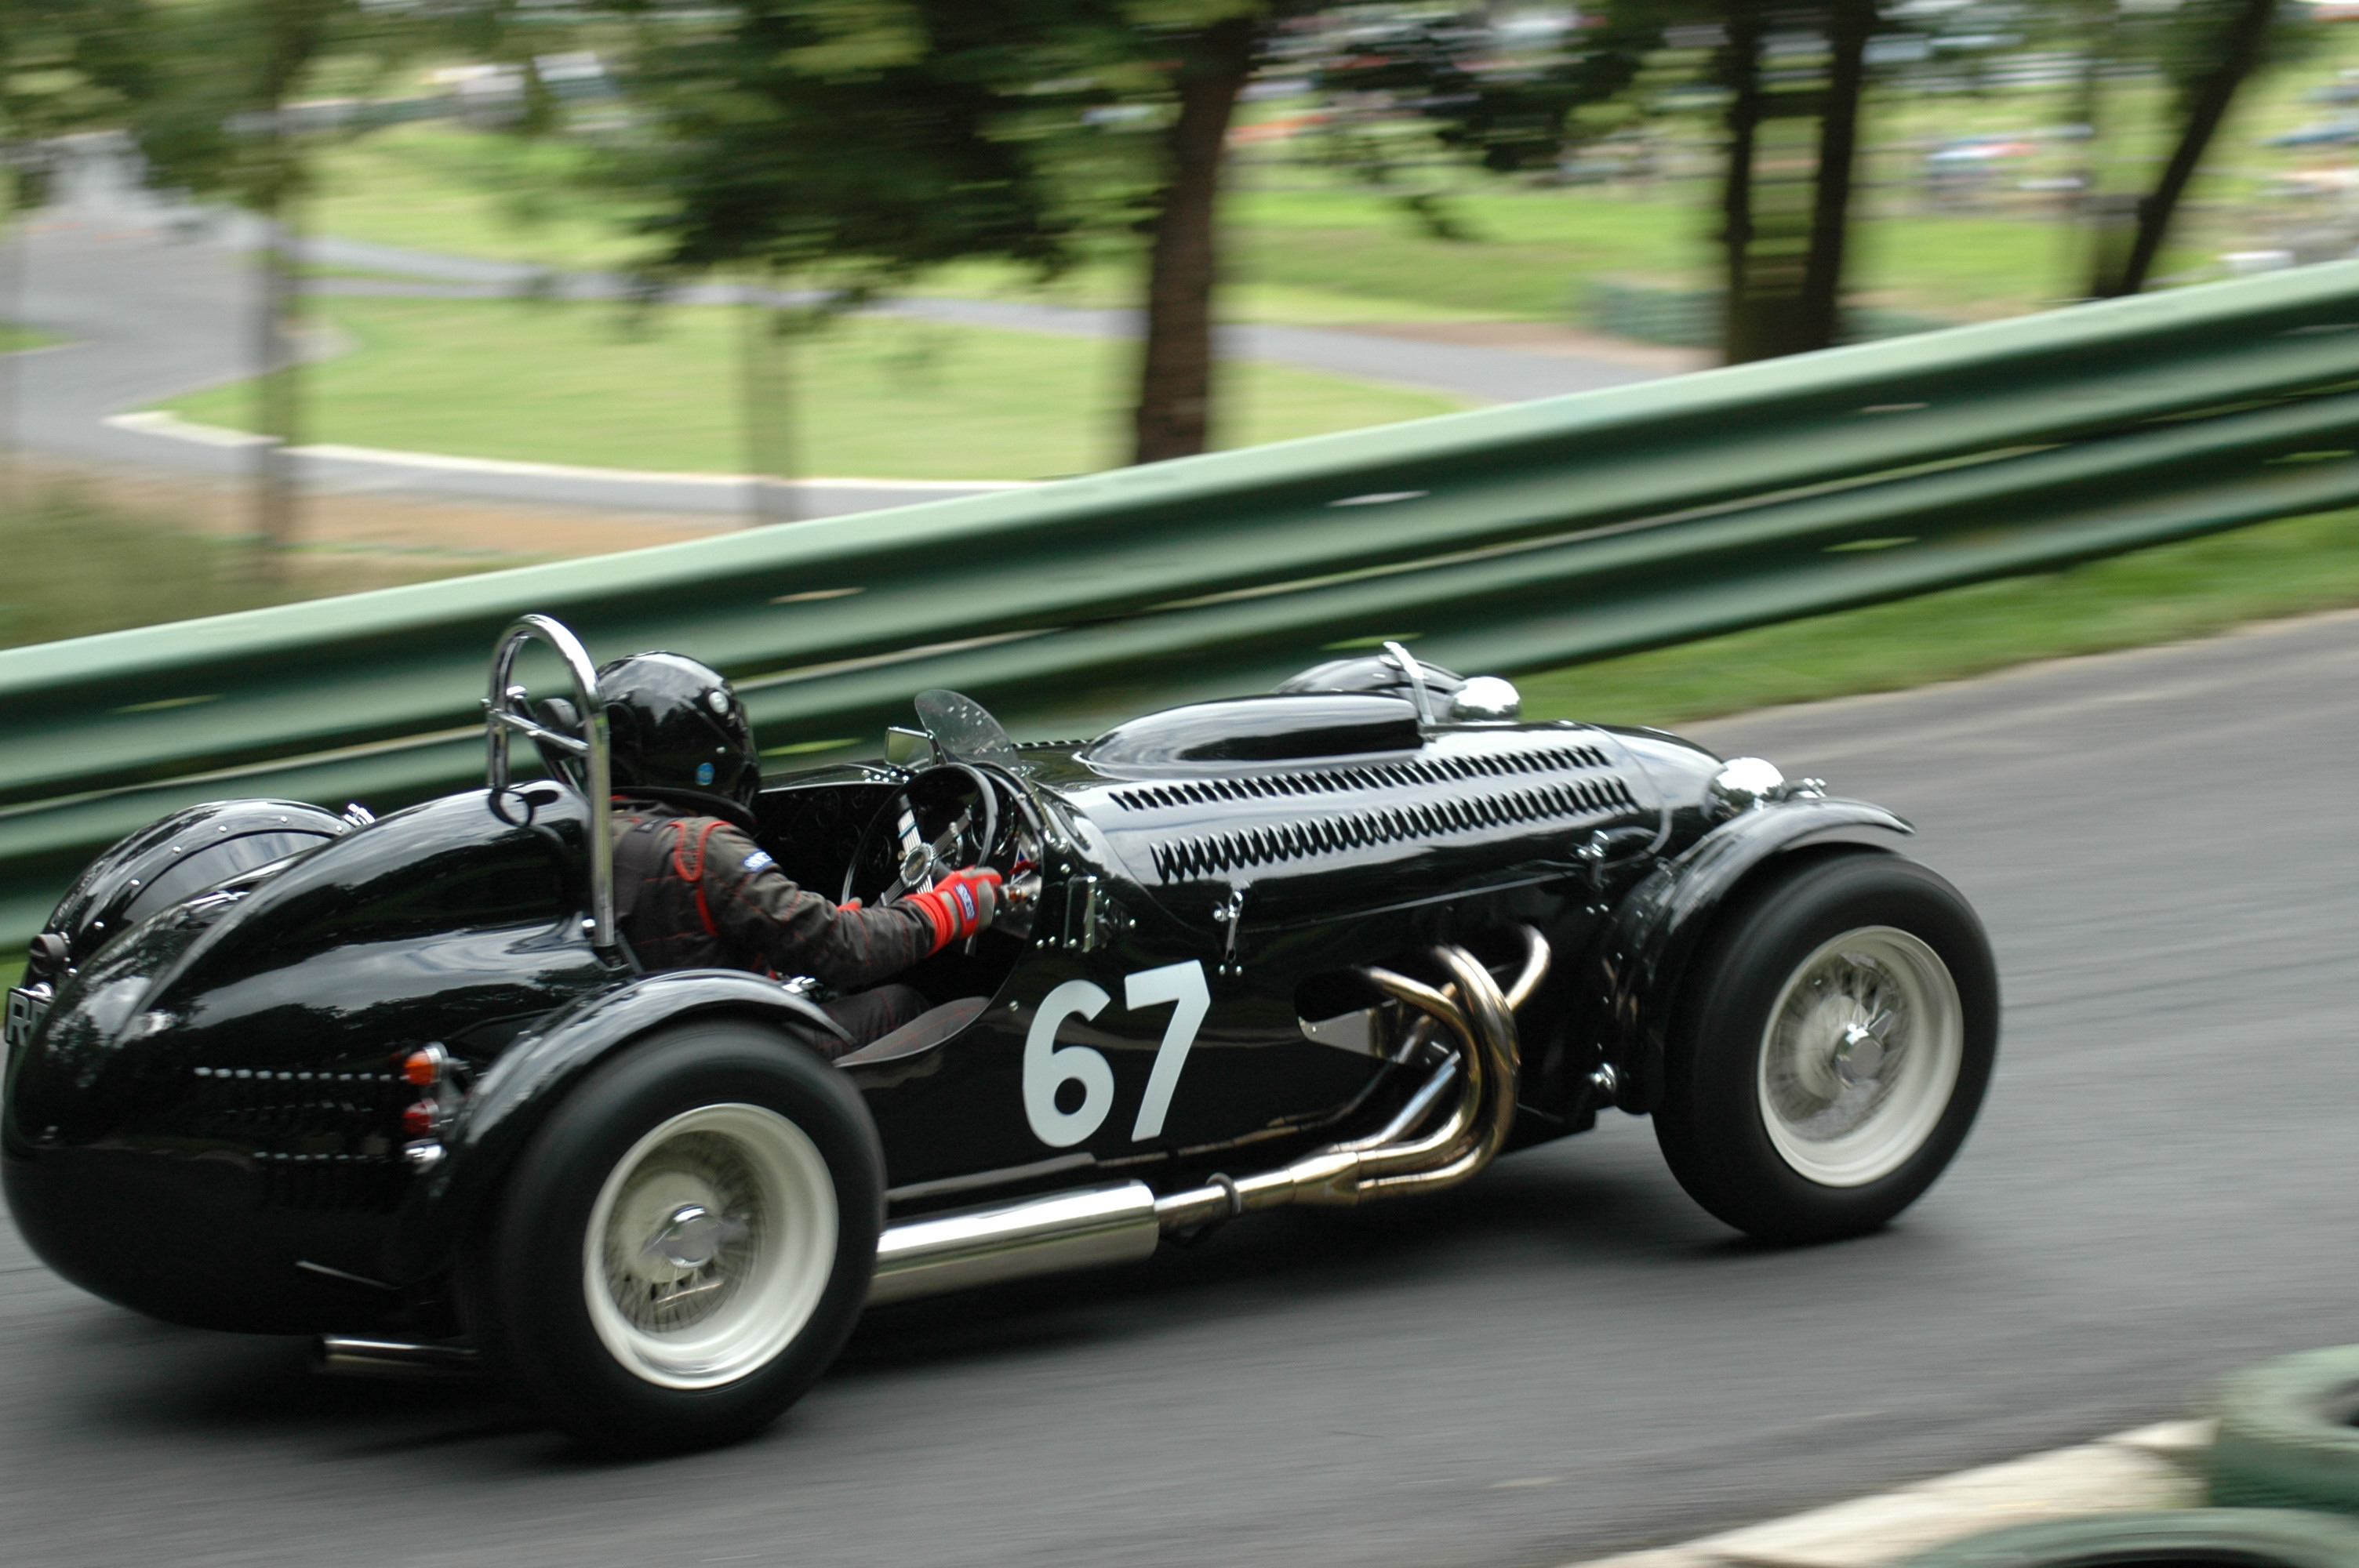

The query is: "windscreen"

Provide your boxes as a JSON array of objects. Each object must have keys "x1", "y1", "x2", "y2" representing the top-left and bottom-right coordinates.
[{"x1": 914, "y1": 689, "x2": 1021, "y2": 770}]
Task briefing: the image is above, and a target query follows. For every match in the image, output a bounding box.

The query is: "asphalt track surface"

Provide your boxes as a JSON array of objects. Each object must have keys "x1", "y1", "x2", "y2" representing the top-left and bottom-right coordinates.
[{"x1": 5, "y1": 608, "x2": 2357, "y2": 1568}]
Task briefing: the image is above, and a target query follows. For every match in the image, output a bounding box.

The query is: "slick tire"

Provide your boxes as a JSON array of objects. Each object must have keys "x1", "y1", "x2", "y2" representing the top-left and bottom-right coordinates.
[
  {"x1": 2208, "y1": 1346, "x2": 2359, "y2": 1514},
  {"x1": 462, "y1": 1018, "x2": 884, "y2": 1456},
  {"x1": 1654, "y1": 851, "x2": 1998, "y2": 1245},
  {"x1": 1895, "y1": 1509, "x2": 2359, "y2": 1568}
]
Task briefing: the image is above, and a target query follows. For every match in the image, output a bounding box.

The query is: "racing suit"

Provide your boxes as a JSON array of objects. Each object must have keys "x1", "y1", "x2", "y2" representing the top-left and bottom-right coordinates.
[{"x1": 609, "y1": 798, "x2": 935, "y2": 1053}]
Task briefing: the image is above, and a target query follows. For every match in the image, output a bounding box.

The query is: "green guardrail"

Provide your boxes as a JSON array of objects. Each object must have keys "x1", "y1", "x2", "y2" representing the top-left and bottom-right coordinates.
[{"x1": 7, "y1": 260, "x2": 2359, "y2": 943}]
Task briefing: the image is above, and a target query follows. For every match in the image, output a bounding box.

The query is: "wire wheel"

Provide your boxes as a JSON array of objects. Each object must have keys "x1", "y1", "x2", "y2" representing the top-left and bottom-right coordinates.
[
  {"x1": 1757, "y1": 925, "x2": 1964, "y2": 1189},
  {"x1": 582, "y1": 1102, "x2": 838, "y2": 1391}
]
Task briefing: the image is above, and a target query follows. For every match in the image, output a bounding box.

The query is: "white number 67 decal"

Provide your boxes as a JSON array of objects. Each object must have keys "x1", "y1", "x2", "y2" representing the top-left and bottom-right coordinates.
[{"x1": 1023, "y1": 960, "x2": 1212, "y2": 1149}]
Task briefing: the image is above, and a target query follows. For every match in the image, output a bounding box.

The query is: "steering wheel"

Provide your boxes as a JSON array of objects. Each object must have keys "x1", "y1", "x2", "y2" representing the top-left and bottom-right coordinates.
[{"x1": 839, "y1": 763, "x2": 1002, "y2": 909}]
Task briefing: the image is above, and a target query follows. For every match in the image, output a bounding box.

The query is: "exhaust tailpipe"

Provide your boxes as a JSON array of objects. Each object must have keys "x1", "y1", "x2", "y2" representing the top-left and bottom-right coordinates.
[
  {"x1": 871, "y1": 927, "x2": 1548, "y2": 1305},
  {"x1": 313, "y1": 1336, "x2": 484, "y2": 1380},
  {"x1": 870, "y1": 1181, "x2": 1161, "y2": 1306}
]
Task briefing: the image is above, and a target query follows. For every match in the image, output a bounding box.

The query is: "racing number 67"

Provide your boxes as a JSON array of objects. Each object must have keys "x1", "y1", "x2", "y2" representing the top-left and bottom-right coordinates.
[{"x1": 1023, "y1": 961, "x2": 1211, "y2": 1148}]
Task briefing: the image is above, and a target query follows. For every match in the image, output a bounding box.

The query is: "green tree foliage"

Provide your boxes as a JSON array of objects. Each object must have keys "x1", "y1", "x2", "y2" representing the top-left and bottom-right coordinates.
[
  {"x1": 609, "y1": 0, "x2": 1325, "y2": 469},
  {"x1": 615, "y1": 0, "x2": 1100, "y2": 286},
  {"x1": 1308, "y1": 5, "x2": 1663, "y2": 179},
  {"x1": 0, "y1": 0, "x2": 143, "y2": 182},
  {"x1": 606, "y1": 0, "x2": 1117, "y2": 501},
  {"x1": 1330, "y1": 2, "x2": 1885, "y2": 364}
]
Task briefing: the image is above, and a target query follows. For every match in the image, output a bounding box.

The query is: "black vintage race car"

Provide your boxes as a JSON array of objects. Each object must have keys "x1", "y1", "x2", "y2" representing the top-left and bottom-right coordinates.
[{"x1": 1, "y1": 615, "x2": 1997, "y2": 1453}]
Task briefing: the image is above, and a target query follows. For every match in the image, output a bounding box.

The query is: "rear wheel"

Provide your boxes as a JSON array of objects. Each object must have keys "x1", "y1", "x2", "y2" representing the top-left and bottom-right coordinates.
[
  {"x1": 1654, "y1": 852, "x2": 1997, "y2": 1244},
  {"x1": 463, "y1": 1018, "x2": 883, "y2": 1454}
]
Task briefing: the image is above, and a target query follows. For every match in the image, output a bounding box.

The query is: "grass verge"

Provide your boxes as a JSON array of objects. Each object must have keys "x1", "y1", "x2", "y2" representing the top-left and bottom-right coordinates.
[
  {"x1": 0, "y1": 481, "x2": 514, "y2": 651},
  {"x1": 158, "y1": 296, "x2": 1469, "y2": 480},
  {"x1": 1523, "y1": 506, "x2": 2359, "y2": 728},
  {"x1": 1, "y1": 324, "x2": 60, "y2": 352},
  {"x1": 304, "y1": 123, "x2": 2202, "y2": 330},
  {"x1": 311, "y1": 125, "x2": 660, "y2": 274}
]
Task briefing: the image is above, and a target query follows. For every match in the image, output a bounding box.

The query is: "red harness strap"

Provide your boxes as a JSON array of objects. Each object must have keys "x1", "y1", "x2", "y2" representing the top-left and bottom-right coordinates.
[{"x1": 669, "y1": 818, "x2": 729, "y2": 938}]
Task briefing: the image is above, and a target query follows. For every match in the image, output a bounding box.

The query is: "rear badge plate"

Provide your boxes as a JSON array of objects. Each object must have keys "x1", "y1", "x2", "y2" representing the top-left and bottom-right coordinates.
[{"x1": 5, "y1": 984, "x2": 51, "y2": 1070}]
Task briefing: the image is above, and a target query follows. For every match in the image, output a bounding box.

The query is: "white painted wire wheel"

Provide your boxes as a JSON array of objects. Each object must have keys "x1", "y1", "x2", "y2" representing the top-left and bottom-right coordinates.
[
  {"x1": 582, "y1": 1102, "x2": 839, "y2": 1391},
  {"x1": 1755, "y1": 926, "x2": 1965, "y2": 1189},
  {"x1": 1652, "y1": 852, "x2": 1997, "y2": 1245}
]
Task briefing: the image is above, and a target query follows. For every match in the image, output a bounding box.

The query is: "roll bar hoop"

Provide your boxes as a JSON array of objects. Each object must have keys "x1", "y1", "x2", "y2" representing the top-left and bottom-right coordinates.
[{"x1": 485, "y1": 615, "x2": 616, "y2": 956}]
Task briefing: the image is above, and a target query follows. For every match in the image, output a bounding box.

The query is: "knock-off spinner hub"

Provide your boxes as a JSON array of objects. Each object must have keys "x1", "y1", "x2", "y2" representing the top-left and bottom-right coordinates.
[
  {"x1": 644, "y1": 1203, "x2": 730, "y2": 1271},
  {"x1": 1833, "y1": 1010, "x2": 1898, "y2": 1085}
]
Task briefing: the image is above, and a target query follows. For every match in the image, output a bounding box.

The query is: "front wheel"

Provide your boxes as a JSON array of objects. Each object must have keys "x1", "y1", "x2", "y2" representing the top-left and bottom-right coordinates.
[
  {"x1": 1654, "y1": 852, "x2": 1997, "y2": 1245},
  {"x1": 462, "y1": 1018, "x2": 885, "y2": 1454}
]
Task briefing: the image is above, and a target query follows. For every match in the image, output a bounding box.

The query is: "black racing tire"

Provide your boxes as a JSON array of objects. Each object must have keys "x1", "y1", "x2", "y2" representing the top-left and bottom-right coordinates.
[
  {"x1": 2208, "y1": 1346, "x2": 2359, "y2": 1514},
  {"x1": 461, "y1": 1018, "x2": 885, "y2": 1455},
  {"x1": 1896, "y1": 1509, "x2": 2359, "y2": 1568},
  {"x1": 1653, "y1": 851, "x2": 1998, "y2": 1245}
]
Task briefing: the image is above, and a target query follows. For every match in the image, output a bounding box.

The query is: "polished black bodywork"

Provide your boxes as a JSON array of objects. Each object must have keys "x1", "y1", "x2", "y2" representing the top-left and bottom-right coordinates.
[{"x1": 2, "y1": 685, "x2": 1907, "y2": 1334}]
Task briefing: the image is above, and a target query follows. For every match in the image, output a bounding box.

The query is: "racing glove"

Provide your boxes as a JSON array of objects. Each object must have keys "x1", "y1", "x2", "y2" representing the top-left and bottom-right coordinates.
[{"x1": 909, "y1": 867, "x2": 1001, "y2": 952}]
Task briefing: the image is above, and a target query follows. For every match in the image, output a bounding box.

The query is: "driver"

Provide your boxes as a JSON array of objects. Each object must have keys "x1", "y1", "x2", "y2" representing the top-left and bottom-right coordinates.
[{"x1": 594, "y1": 652, "x2": 1002, "y2": 1054}]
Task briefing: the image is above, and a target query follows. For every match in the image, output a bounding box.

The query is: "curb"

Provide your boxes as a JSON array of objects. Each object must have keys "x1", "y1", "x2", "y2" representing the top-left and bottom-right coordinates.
[
  {"x1": 101, "y1": 412, "x2": 1040, "y2": 492},
  {"x1": 1568, "y1": 1421, "x2": 2213, "y2": 1568}
]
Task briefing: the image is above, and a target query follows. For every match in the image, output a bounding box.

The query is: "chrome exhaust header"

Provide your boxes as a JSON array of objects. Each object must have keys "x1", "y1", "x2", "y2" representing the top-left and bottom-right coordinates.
[
  {"x1": 871, "y1": 927, "x2": 1548, "y2": 1305},
  {"x1": 1153, "y1": 925, "x2": 1545, "y2": 1229}
]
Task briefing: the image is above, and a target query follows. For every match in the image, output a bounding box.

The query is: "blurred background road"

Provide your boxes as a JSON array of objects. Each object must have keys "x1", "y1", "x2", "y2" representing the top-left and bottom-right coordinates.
[
  {"x1": 3, "y1": 607, "x2": 2351, "y2": 1568},
  {"x1": 12, "y1": 170, "x2": 1674, "y2": 522}
]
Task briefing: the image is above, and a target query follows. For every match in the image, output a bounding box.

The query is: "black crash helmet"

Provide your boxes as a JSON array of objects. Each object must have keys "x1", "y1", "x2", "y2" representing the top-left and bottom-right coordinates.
[{"x1": 597, "y1": 652, "x2": 761, "y2": 818}]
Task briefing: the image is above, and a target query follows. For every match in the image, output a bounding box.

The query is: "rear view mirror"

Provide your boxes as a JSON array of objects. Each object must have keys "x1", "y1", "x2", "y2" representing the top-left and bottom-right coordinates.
[{"x1": 885, "y1": 727, "x2": 933, "y2": 768}]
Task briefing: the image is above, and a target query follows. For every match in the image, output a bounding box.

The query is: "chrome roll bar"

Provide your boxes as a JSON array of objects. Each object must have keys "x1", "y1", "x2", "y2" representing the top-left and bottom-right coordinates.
[{"x1": 485, "y1": 615, "x2": 616, "y2": 956}]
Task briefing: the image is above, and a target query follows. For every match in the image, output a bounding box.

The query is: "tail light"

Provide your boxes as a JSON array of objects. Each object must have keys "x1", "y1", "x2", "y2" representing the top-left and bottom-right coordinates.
[{"x1": 395, "y1": 1042, "x2": 456, "y2": 1168}]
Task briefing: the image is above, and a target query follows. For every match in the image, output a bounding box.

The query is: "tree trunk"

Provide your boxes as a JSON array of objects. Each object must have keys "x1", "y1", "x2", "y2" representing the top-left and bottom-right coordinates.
[
  {"x1": 2095, "y1": 0, "x2": 2277, "y2": 297},
  {"x1": 741, "y1": 275, "x2": 794, "y2": 527},
  {"x1": 1, "y1": 157, "x2": 21, "y2": 521},
  {"x1": 252, "y1": 174, "x2": 301, "y2": 561},
  {"x1": 1131, "y1": 13, "x2": 1256, "y2": 466},
  {"x1": 247, "y1": 0, "x2": 330, "y2": 564},
  {"x1": 1794, "y1": 0, "x2": 1877, "y2": 350},
  {"x1": 2070, "y1": 3, "x2": 2139, "y2": 295},
  {"x1": 1717, "y1": 7, "x2": 1769, "y2": 363}
]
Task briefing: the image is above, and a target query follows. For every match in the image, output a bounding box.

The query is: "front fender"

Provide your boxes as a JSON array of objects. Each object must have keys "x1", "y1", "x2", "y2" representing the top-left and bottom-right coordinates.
[
  {"x1": 1587, "y1": 798, "x2": 1913, "y2": 1115},
  {"x1": 382, "y1": 970, "x2": 847, "y2": 1282}
]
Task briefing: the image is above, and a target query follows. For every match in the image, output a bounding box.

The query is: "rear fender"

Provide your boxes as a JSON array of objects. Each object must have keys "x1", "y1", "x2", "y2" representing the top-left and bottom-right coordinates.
[
  {"x1": 1587, "y1": 799, "x2": 1913, "y2": 1115},
  {"x1": 37, "y1": 798, "x2": 350, "y2": 976},
  {"x1": 383, "y1": 970, "x2": 849, "y2": 1281}
]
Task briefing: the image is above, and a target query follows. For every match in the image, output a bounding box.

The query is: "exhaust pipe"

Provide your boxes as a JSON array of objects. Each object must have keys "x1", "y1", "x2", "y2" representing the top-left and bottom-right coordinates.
[
  {"x1": 314, "y1": 1335, "x2": 483, "y2": 1379},
  {"x1": 870, "y1": 1181, "x2": 1161, "y2": 1306},
  {"x1": 871, "y1": 927, "x2": 1548, "y2": 1305},
  {"x1": 321, "y1": 930, "x2": 1550, "y2": 1363}
]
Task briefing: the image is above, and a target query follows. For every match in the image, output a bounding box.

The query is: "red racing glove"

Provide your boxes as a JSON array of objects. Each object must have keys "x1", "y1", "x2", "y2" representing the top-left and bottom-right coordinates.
[{"x1": 909, "y1": 868, "x2": 1001, "y2": 952}]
